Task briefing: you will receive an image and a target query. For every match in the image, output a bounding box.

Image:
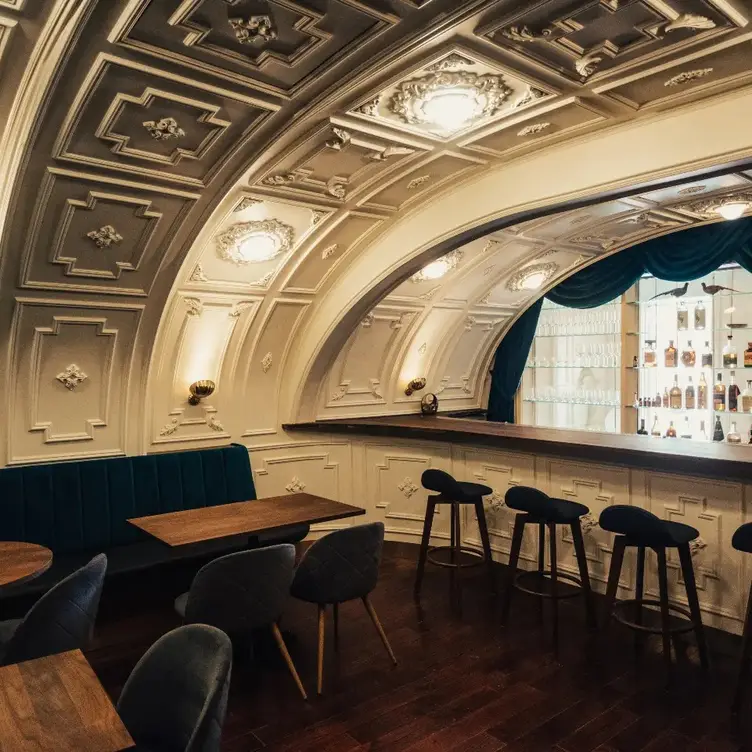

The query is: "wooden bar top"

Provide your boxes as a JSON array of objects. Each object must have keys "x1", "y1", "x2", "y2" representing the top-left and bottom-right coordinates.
[
  {"x1": 284, "y1": 415, "x2": 752, "y2": 482},
  {"x1": 0, "y1": 542, "x2": 53, "y2": 588},
  {"x1": 129, "y1": 493, "x2": 365, "y2": 547},
  {"x1": 0, "y1": 649, "x2": 133, "y2": 752}
]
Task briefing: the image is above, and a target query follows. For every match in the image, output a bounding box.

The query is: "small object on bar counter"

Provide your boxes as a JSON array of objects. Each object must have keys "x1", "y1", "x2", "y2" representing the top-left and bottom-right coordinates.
[
  {"x1": 420, "y1": 393, "x2": 438, "y2": 415},
  {"x1": 713, "y1": 415, "x2": 725, "y2": 442},
  {"x1": 729, "y1": 371, "x2": 740, "y2": 412},
  {"x1": 728, "y1": 421, "x2": 742, "y2": 444},
  {"x1": 637, "y1": 419, "x2": 647, "y2": 435},
  {"x1": 665, "y1": 421, "x2": 677, "y2": 438},
  {"x1": 681, "y1": 416, "x2": 692, "y2": 440},
  {"x1": 651, "y1": 415, "x2": 661, "y2": 437},
  {"x1": 724, "y1": 335, "x2": 739, "y2": 367},
  {"x1": 665, "y1": 340, "x2": 677, "y2": 368},
  {"x1": 745, "y1": 342, "x2": 752, "y2": 368}
]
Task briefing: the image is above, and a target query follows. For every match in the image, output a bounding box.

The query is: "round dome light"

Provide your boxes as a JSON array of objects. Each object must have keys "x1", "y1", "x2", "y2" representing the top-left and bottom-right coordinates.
[
  {"x1": 411, "y1": 249, "x2": 464, "y2": 283},
  {"x1": 715, "y1": 201, "x2": 749, "y2": 221},
  {"x1": 238, "y1": 231, "x2": 281, "y2": 262},
  {"x1": 506, "y1": 262, "x2": 559, "y2": 293},
  {"x1": 420, "y1": 86, "x2": 482, "y2": 132},
  {"x1": 520, "y1": 271, "x2": 549, "y2": 290},
  {"x1": 215, "y1": 219, "x2": 295, "y2": 265}
]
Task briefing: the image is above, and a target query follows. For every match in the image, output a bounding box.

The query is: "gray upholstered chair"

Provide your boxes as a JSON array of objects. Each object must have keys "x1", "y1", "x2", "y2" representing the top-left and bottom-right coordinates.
[
  {"x1": 174, "y1": 544, "x2": 306, "y2": 699},
  {"x1": 0, "y1": 553, "x2": 107, "y2": 665},
  {"x1": 290, "y1": 522, "x2": 396, "y2": 694},
  {"x1": 117, "y1": 624, "x2": 232, "y2": 752}
]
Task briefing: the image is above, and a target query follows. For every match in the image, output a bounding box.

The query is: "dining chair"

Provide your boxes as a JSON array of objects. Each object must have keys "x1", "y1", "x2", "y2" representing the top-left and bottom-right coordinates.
[
  {"x1": 290, "y1": 521, "x2": 396, "y2": 694},
  {"x1": 117, "y1": 624, "x2": 232, "y2": 752},
  {"x1": 0, "y1": 553, "x2": 107, "y2": 665},
  {"x1": 174, "y1": 544, "x2": 307, "y2": 699}
]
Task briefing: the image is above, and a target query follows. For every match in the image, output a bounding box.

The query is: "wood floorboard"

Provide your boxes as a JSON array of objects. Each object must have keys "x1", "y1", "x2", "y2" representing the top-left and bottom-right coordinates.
[{"x1": 71, "y1": 547, "x2": 752, "y2": 752}]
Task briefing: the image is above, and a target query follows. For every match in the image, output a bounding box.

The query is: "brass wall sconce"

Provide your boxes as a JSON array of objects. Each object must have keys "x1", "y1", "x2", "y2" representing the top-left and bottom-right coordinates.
[
  {"x1": 188, "y1": 380, "x2": 215, "y2": 405},
  {"x1": 404, "y1": 377, "x2": 427, "y2": 396}
]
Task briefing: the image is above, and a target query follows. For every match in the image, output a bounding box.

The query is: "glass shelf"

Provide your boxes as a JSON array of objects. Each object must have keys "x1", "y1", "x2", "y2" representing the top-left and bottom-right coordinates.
[
  {"x1": 525, "y1": 365, "x2": 620, "y2": 370},
  {"x1": 533, "y1": 332, "x2": 622, "y2": 339},
  {"x1": 523, "y1": 398, "x2": 620, "y2": 407},
  {"x1": 634, "y1": 405, "x2": 752, "y2": 415}
]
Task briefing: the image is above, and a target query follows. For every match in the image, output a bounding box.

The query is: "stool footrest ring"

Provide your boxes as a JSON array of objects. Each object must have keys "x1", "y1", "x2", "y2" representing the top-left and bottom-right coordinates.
[
  {"x1": 426, "y1": 545, "x2": 484, "y2": 569},
  {"x1": 611, "y1": 599, "x2": 695, "y2": 635},
  {"x1": 513, "y1": 569, "x2": 583, "y2": 600}
]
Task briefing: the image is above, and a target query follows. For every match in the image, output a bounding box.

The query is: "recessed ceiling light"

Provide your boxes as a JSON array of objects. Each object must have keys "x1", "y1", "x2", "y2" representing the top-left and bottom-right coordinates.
[
  {"x1": 506, "y1": 262, "x2": 559, "y2": 292},
  {"x1": 411, "y1": 249, "x2": 464, "y2": 283},
  {"x1": 215, "y1": 219, "x2": 295, "y2": 265},
  {"x1": 715, "y1": 201, "x2": 749, "y2": 221}
]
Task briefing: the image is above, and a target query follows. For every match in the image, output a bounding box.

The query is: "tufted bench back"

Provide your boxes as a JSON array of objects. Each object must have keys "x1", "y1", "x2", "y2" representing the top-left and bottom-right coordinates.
[{"x1": 0, "y1": 444, "x2": 255, "y2": 555}]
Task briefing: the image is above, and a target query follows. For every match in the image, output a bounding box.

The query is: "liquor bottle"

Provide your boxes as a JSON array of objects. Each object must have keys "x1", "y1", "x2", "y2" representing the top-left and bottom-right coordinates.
[
  {"x1": 723, "y1": 335, "x2": 738, "y2": 368},
  {"x1": 728, "y1": 421, "x2": 742, "y2": 444},
  {"x1": 743, "y1": 380, "x2": 752, "y2": 413},
  {"x1": 680, "y1": 416, "x2": 693, "y2": 439},
  {"x1": 745, "y1": 342, "x2": 752, "y2": 368},
  {"x1": 654, "y1": 392, "x2": 661, "y2": 407},
  {"x1": 729, "y1": 371, "x2": 740, "y2": 412},
  {"x1": 637, "y1": 418, "x2": 648, "y2": 436},
  {"x1": 677, "y1": 302, "x2": 688, "y2": 331},
  {"x1": 701, "y1": 341, "x2": 713, "y2": 368},
  {"x1": 643, "y1": 340, "x2": 656, "y2": 368},
  {"x1": 685, "y1": 376, "x2": 695, "y2": 409},
  {"x1": 681, "y1": 340, "x2": 696, "y2": 368},
  {"x1": 699, "y1": 420, "x2": 708, "y2": 441},
  {"x1": 662, "y1": 387, "x2": 670, "y2": 408},
  {"x1": 632, "y1": 355, "x2": 638, "y2": 368},
  {"x1": 748, "y1": 425, "x2": 752, "y2": 444},
  {"x1": 694, "y1": 299, "x2": 706, "y2": 330},
  {"x1": 651, "y1": 415, "x2": 661, "y2": 437},
  {"x1": 632, "y1": 392, "x2": 639, "y2": 408},
  {"x1": 670, "y1": 375, "x2": 682, "y2": 409},
  {"x1": 665, "y1": 340, "x2": 677, "y2": 368},
  {"x1": 698, "y1": 373, "x2": 708, "y2": 409},
  {"x1": 714, "y1": 373, "x2": 726, "y2": 411},
  {"x1": 713, "y1": 415, "x2": 725, "y2": 442},
  {"x1": 665, "y1": 421, "x2": 677, "y2": 438}
]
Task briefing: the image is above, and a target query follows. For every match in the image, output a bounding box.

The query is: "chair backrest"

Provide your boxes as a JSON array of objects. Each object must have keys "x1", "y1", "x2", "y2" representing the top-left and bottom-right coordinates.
[
  {"x1": 184, "y1": 544, "x2": 296, "y2": 631},
  {"x1": 733, "y1": 522, "x2": 752, "y2": 553},
  {"x1": 421, "y1": 469, "x2": 462, "y2": 497},
  {"x1": 291, "y1": 522, "x2": 384, "y2": 604},
  {"x1": 3, "y1": 553, "x2": 107, "y2": 665},
  {"x1": 117, "y1": 624, "x2": 233, "y2": 752},
  {"x1": 504, "y1": 486, "x2": 551, "y2": 516},
  {"x1": 599, "y1": 505, "x2": 674, "y2": 546}
]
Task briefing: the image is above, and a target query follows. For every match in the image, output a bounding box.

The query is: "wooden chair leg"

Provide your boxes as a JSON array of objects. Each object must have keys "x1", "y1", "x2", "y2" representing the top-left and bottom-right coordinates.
[
  {"x1": 501, "y1": 515, "x2": 526, "y2": 625},
  {"x1": 549, "y1": 522, "x2": 559, "y2": 651},
  {"x1": 537, "y1": 523, "x2": 546, "y2": 624},
  {"x1": 656, "y1": 547, "x2": 673, "y2": 682},
  {"x1": 363, "y1": 595, "x2": 397, "y2": 665},
  {"x1": 678, "y1": 543, "x2": 709, "y2": 672},
  {"x1": 452, "y1": 502, "x2": 462, "y2": 611},
  {"x1": 271, "y1": 623, "x2": 307, "y2": 700},
  {"x1": 317, "y1": 604, "x2": 326, "y2": 695},
  {"x1": 570, "y1": 519, "x2": 596, "y2": 629},
  {"x1": 634, "y1": 545, "x2": 646, "y2": 657},
  {"x1": 602, "y1": 536, "x2": 626, "y2": 632},
  {"x1": 733, "y1": 580, "x2": 752, "y2": 715},
  {"x1": 333, "y1": 602, "x2": 339, "y2": 646},
  {"x1": 414, "y1": 499, "x2": 435, "y2": 599},
  {"x1": 475, "y1": 500, "x2": 496, "y2": 593}
]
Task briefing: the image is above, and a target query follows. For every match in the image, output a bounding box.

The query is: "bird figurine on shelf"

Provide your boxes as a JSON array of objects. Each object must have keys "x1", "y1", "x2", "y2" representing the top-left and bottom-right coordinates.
[
  {"x1": 649, "y1": 282, "x2": 689, "y2": 300},
  {"x1": 701, "y1": 282, "x2": 739, "y2": 295}
]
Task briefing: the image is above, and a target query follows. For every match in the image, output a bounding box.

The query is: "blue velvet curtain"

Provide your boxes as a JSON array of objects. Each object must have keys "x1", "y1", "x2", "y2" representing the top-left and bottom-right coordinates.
[{"x1": 488, "y1": 216, "x2": 752, "y2": 422}]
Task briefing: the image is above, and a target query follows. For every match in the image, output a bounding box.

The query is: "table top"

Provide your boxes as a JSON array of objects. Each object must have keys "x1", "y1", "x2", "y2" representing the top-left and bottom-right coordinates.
[
  {"x1": 0, "y1": 542, "x2": 53, "y2": 588},
  {"x1": 128, "y1": 493, "x2": 365, "y2": 547},
  {"x1": 0, "y1": 649, "x2": 133, "y2": 752}
]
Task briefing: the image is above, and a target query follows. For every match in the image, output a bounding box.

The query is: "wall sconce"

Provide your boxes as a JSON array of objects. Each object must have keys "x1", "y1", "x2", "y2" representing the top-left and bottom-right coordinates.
[
  {"x1": 188, "y1": 380, "x2": 215, "y2": 405},
  {"x1": 405, "y1": 377, "x2": 427, "y2": 396}
]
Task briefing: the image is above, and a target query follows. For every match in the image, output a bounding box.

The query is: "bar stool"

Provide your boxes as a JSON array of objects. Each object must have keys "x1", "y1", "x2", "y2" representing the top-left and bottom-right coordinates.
[
  {"x1": 731, "y1": 522, "x2": 752, "y2": 713},
  {"x1": 414, "y1": 469, "x2": 495, "y2": 604},
  {"x1": 501, "y1": 486, "x2": 595, "y2": 647},
  {"x1": 600, "y1": 505, "x2": 708, "y2": 680}
]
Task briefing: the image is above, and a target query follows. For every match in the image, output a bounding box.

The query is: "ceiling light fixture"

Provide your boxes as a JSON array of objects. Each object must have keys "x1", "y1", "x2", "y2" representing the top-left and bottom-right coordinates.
[
  {"x1": 216, "y1": 219, "x2": 294, "y2": 265},
  {"x1": 506, "y1": 262, "x2": 559, "y2": 292},
  {"x1": 389, "y1": 71, "x2": 512, "y2": 135},
  {"x1": 715, "y1": 201, "x2": 750, "y2": 221},
  {"x1": 411, "y1": 249, "x2": 464, "y2": 283}
]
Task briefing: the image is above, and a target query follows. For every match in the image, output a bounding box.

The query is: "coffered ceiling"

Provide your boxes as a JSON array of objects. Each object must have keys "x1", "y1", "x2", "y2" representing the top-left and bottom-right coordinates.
[{"x1": 0, "y1": 0, "x2": 751, "y2": 463}]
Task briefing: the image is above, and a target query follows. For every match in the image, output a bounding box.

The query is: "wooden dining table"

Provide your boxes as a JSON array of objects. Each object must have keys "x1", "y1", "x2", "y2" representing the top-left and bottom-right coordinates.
[
  {"x1": 128, "y1": 492, "x2": 365, "y2": 547},
  {"x1": 0, "y1": 649, "x2": 133, "y2": 751},
  {"x1": 0, "y1": 542, "x2": 53, "y2": 588}
]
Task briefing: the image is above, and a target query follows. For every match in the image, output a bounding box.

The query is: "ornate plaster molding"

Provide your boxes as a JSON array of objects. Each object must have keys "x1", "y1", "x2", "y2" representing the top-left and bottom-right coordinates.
[
  {"x1": 228, "y1": 14, "x2": 277, "y2": 45},
  {"x1": 397, "y1": 477, "x2": 419, "y2": 498},
  {"x1": 207, "y1": 414, "x2": 224, "y2": 432},
  {"x1": 86, "y1": 225, "x2": 122, "y2": 248},
  {"x1": 286, "y1": 477, "x2": 306, "y2": 493},
  {"x1": 159, "y1": 417, "x2": 180, "y2": 436},
  {"x1": 56, "y1": 363, "x2": 87, "y2": 390},
  {"x1": 407, "y1": 174, "x2": 431, "y2": 190},
  {"x1": 664, "y1": 68, "x2": 713, "y2": 87},
  {"x1": 324, "y1": 127, "x2": 350, "y2": 150},
  {"x1": 261, "y1": 352, "x2": 273, "y2": 372},
  {"x1": 506, "y1": 261, "x2": 559, "y2": 292},
  {"x1": 425, "y1": 53, "x2": 474, "y2": 72},
  {"x1": 189, "y1": 263, "x2": 207, "y2": 282},
  {"x1": 228, "y1": 301, "x2": 254, "y2": 317},
  {"x1": 184, "y1": 297, "x2": 203, "y2": 317},
  {"x1": 517, "y1": 122, "x2": 551, "y2": 137},
  {"x1": 353, "y1": 97, "x2": 380, "y2": 116},
  {"x1": 142, "y1": 117, "x2": 185, "y2": 140},
  {"x1": 215, "y1": 219, "x2": 295, "y2": 265},
  {"x1": 321, "y1": 243, "x2": 338, "y2": 259},
  {"x1": 234, "y1": 197, "x2": 260, "y2": 212}
]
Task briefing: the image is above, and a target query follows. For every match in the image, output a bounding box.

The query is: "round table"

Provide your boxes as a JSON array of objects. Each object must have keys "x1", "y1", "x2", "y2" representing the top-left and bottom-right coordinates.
[{"x1": 0, "y1": 542, "x2": 53, "y2": 588}]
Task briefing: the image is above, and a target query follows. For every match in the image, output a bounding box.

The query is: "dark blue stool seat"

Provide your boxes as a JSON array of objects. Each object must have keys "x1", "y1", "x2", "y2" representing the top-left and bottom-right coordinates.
[
  {"x1": 731, "y1": 523, "x2": 752, "y2": 713},
  {"x1": 501, "y1": 486, "x2": 595, "y2": 648},
  {"x1": 600, "y1": 505, "x2": 708, "y2": 681},
  {"x1": 415, "y1": 470, "x2": 495, "y2": 606}
]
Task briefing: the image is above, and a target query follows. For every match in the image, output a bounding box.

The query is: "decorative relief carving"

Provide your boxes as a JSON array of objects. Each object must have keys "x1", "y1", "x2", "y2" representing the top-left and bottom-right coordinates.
[
  {"x1": 228, "y1": 301, "x2": 254, "y2": 317},
  {"x1": 483, "y1": 239, "x2": 501, "y2": 253},
  {"x1": 310, "y1": 210, "x2": 327, "y2": 225},
  {"x1": 418, "y1": 286, "x2": 439, "y2": 300},
  {"x1": 397, "y1": 477, "x2": 419, "y2": 498},
  {"x1": 215, "y1": 219, "x2": 294, "y2": 265},
  {"x1": 353, "y1": 97, "x2": 381, "y2": 117},
  {"x1": 261, "y1": 352, "x2": 273, "y2": 372},
  {"x1": 621, "y1": 212, "x2": 681, "y2": 229},
  {"x1": 361, "y1": 312, "x2": 375, "y2": 328},
  {"x1": 228, "y1": 14, "x2": 277, "y2": 45},
  {"x1": 678, "y1": 185, "x2": 706, "y2": 196},
  {"x1": 321, "y1": 243, "x2": 338, "y2": 259},
  {"x1": 464, "y1": 316, "x2": 477, "y2": 331},
  {"x1": 682, "y1": 191, "x2": 752, "y2": 218},
  {"x1": 389, "y1": 312, "x2": 414, "y2": 330},
  {"x1": 482, "y1": 265, "x2": 495, "y2": 276},
  {"x1": 286, "y1": 477, "x2": 306, "y2": 493},
  {"x1": 664, "y1": 69, "x2": 714, "y2": 87},
  {"x1": 574, "y1": 52, "x2": 604, "y2": 79},
  {"x1": 418, "y1": 342, "x2": 427, "y2": 354},
  {"x1": 407, "y1": 175, "x2": 431, "y2": 190},
  {"x1": 513, "y1": 85, "x2": 547, "y2": 109},
  {"x1": 184, "y1": 297, "x2": 203, "y2": 317},
  {"x1": 369, "y1": 379, "x2": 383, "y2": 399},
  {"x1": 142, "y1": 117, "x2": 185, "y2": 141},
  {"x1": 189, "y1": 263, "x2": 208, "y2": 282},
  {"x1": 326, "y1": 177, "x2": 347, "y2": 200},
  {"x1": 262, "y1": 173, "x2": 297, "y2": 186},
  {"x1": 367, "y1": 144, "x2": 414, "y2": 162},
  {"x1": 330, "y1": 385, "x2": 348, "y2": 401},
  {"x1": 571, "y1": 235, "x2": 616, "y2": 250},
  {"x1": 207, "y1": 414, "x2": 225, "y2": 432},
  {"x1": 580, "y1": 513, "x2": 599, "y2": 534},
  {"x1": 86, "y1": 225, "x2": 123, "y2": 249},
  {"x1": 487, "y1": 489, "x2": 505, "y2": 510},
  {"x1": 506, "y1": 262, "x2": 559, "y2": 292},
  {"x1": 461, "y1": 377, "x2": 472, "y2": 394},
  {"x1": 159, "y1": 418, "x2": 180, "y2": 436},
  {"x1": 690, "y1": 536, "x2": 708, "y2": 556},
  {"x1": 663, "y1": 14, "x2": 715, "y2": 34},
  {"x1": 251, "y1": 270, "x2": 275, "y2": 287},
  {"x1": 517, "y1": 122, "x2": 551, "y2": 137},
  {"x1": 234, "y1": 197, "x2": 260, "y2": 212},
  {"x1": 56, "y1": 364, "x2": 88, "y2": 391},
  {"x1": 324, "y1": 127, "x2": 351, "y2": 150},
  {"x1": 425, "y1": 53, "x2": 474, "y2": 72}
]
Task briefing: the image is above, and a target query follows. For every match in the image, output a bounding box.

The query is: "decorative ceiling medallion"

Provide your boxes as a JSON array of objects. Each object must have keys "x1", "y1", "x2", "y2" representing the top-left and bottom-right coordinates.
[
  {"x1": 517, "y1": 122, "x2": 551, "y2": 137},
  {"x1": 216, "y1": 219, "x2": 294, "y2": 265},
  {"x1": 228, "y1": 14, "x2": 277, "y2": 45},
  {"x1": 142, "y1": 117, "x2": 185, "y2": 141},
  {"x1": 56, "y1": 364, "x2": 87, "y2": 391},
  {"x1": 86, "y1": 224, "x2": 123, "y2": 248},
  {"x1": 425, "y1": 53, "x2": 475, "y2": 72},
  {"x1": 664, "y1": 68, "x2": 713, "y2": 87},
  {"x1": 683, "y1": 191, "x2": 752, "y2": 220},
  {"x1": 353, "y1": 97, "x2": 381, "y2": 117},
  {"x1": 411, "y1": 249, "x2": 464, "y2": 283},
  {"x1": 407, "y1": 174, "x2": 431, "y2": 190},
  {"x1": 506, "y1": 262, "x2": 559, "y2": 292},
  {"x1": 389, "y1": 71, "x2": 512, "y2": 135},
  {"x1": 678, "y1": 185, "x2": 707, "y2": 196}
]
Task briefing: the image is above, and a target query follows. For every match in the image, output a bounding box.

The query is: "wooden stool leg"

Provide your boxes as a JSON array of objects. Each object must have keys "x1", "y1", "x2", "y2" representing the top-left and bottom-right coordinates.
[
  {"x1": 733, "y1": 580, "x2": 752, "y2": 714},
  {"x1": 634, "y1": 545, "x2": 646, "y2": 657},
  {"x1": 678, "y1": 543, "x2": 709, "y2": 672},
  {"x1": 452, "y1": 502, "x2": 462, "y2": 610},
  {"x1": 501, "y1": 515, "x2": 526, "y2": 625},
  {"x1": 570, "y1": 519, "x2": 596, "y2": 629},
  {"x1": 414, "y1": 499, "x2": 435, "y2": 599},
  {"x1": 363, "y1": 596, "x2": 397, "y2": 665},
  {"x1": 271, "y1": 623, "x2": 308, "y2": 700},
  {"x1": 549, "y1": 522, "x2": 559, "y2": 650},
  {"x1": 602, "y1": 536, "x2": 626, "y2": 631},
  {"x1": 537, "y1": 523, "x2": 546, "y2": 624},
  {"x1": 475, "y1": 500, "x2": 496, "y2": 593},
  {"x1": 317, "y1": 604, "x2": 326, "y2": 695},
  {"x1": 656, "y1": 547, "x2": 673, "y2": 682},
  {"x1": 333, "y1": 602, "x2": 339, "y2": 646}
]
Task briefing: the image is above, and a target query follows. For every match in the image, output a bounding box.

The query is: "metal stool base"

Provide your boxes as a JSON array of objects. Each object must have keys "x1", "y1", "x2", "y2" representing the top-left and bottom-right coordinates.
[
  {"x1": 426, "y1": 545, "x2": 484, "y2": 569},
  {"x1": 612, "y1": 598, "x2": 695, "y2": 635},
  {"x1": 514, "y1": 569, "x2": 584, "y2": 600}
]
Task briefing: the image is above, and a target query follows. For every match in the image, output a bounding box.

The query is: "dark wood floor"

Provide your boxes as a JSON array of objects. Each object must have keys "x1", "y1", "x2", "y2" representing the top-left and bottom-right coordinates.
[{"x1": 84, "y1": 546, "x2": 752, "y2": 752}]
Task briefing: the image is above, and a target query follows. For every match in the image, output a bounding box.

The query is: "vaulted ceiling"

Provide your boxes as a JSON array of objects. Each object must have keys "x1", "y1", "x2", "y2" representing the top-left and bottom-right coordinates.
[{"x1": 1, "y1": 0, "x2": 751, "y2": 464}]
